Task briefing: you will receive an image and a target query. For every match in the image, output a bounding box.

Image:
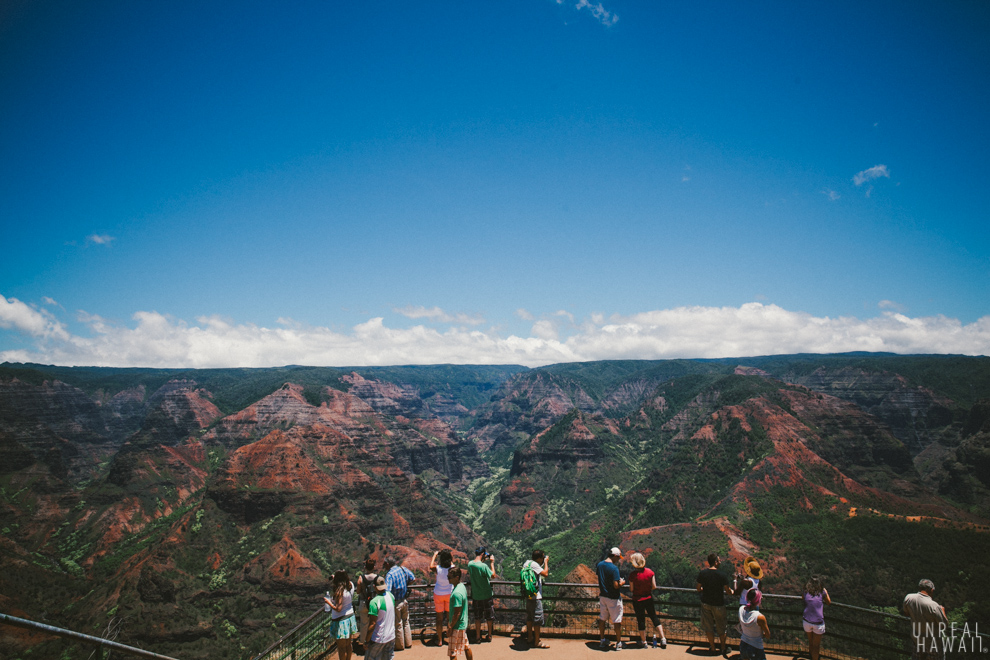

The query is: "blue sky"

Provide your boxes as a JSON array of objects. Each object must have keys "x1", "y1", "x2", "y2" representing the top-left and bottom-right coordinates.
[{"x1": 2, "y1": 0, "x2": 989, "y2": 367}]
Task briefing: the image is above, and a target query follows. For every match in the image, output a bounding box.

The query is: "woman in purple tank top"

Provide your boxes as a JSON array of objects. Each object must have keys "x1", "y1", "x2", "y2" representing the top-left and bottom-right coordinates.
[{"x1": 801, "y1": 576, "x2": 831, "y2": 660}]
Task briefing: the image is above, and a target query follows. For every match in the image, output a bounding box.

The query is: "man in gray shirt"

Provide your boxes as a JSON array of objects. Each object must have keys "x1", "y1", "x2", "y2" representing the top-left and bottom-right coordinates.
[{"x1": 903, "y1": 579, "x2": 948, "y2": 660}]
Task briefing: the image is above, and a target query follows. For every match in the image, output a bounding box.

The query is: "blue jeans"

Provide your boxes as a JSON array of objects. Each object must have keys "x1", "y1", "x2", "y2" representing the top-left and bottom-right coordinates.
[{"x1": 739, "y1": 640, "x2": 766, "y2": 660}]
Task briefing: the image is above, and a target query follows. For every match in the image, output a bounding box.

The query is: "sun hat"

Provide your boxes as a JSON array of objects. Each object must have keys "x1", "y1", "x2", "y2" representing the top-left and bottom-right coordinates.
[{"x1": 743, "y1": 557, "x2": 764, "y2": 579}]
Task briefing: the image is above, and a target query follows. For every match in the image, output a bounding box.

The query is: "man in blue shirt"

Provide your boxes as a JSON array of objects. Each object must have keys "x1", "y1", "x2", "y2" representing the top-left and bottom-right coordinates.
[
  {"x1": 384, "y1": 556, "x2": 417, "y2": 650},
  {"x1": 597, "y1": 547, "x2": 625, "y2": 650}
]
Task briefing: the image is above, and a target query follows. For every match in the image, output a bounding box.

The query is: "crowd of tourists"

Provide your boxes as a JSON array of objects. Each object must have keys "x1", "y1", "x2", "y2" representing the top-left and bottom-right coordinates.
[
  {"x1": 324, "y1": 548, "x2": 495, "y2": 660},
  {"x1": 321, "y1": 547, "x2": 948, "y2": 660}
]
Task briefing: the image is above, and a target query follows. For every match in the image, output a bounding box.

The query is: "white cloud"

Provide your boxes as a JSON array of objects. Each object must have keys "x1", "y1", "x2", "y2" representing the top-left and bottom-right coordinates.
[
  {"x1": 0, "y1": 296, "x2": 70, "y2": 341},
  {"x1": 87, "y1": 234, "x2": 115, "y2": 245},
  {"x1": 42, "y1": 296, "x2": 58, "y2": 306},
  {"x1": 853, "y1": 165, "x2": 890, "y2": 186},
  {"x1": 393, "y1": 305, "x2": 485, "y2": 326},
  {"x1": 557, "y1": 0, "x2": 618, "y2": 26},
  {"x1": 822, "y1": 189, "x2": 840, "y2": 201},
  {"x1": 531, "y1": 320, "x2": 559, "y2": 341},
  {"x1": 516, "y1": 308, "x2": 535, "y2": 321},
  {"x1": 878, "y1": 300, "x2": 906, "y2": 312},
  {"x1": 1, "y1": 299, "x2": 988, "y2": 368}
]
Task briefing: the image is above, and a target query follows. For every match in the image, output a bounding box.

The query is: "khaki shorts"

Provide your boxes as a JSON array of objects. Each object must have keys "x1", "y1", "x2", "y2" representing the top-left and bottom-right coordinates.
[
  {"x1": 526, "y1": 598, "x2": 544, "y2": 625},
  {"x1": 599, "y1": 597, "x2": 623, "y2": 624},
  {"x1": 700, "y1": 603, "x2": 726, "y2": 635}
]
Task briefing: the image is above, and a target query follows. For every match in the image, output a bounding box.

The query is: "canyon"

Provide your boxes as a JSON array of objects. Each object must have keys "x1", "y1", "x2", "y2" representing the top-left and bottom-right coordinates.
[{"x1": 1, "y1": 355, "x2": 989, "y2": 659}]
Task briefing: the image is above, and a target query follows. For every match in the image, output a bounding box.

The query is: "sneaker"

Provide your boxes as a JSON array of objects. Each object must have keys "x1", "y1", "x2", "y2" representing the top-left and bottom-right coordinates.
[
  {"x1": 600, "y1": 638, "x2": 609, "y2": 650},
  {"x1": 660, "y1": 639, "x2": 667, "y2": 649},
  {"x1": 615, "y1": 642, "x2": 623, "y2": 651}
]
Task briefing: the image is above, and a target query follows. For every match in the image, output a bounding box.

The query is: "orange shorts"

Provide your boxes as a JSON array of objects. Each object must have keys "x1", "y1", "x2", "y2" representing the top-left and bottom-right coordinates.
[{"x1": 434, "y1": 593, "x2": 451, "y2": 613}]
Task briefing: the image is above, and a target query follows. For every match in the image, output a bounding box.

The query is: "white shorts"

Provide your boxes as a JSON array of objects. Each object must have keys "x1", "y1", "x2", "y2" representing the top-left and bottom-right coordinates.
[
  {"x1": 599, "y1": 597, "x2": 623, "y2": 624},
  {"x1": 803, "y1": 619, "x2": 825, "y2": 635}
]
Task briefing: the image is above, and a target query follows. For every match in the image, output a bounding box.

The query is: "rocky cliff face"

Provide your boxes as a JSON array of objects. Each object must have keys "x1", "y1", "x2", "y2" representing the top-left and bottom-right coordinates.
[
  {"x1": 206, "y1": 382, "x2": 486, "y2": 488},
  {"x1": 599, "y1": 378, "x2": 665, "y2": 414},
  {"x1": 242, "y1": 536, "x2": 326, "y2": 595},
  {"x1": 469, "y1": 372, "x2": 603, "y2": 455},
  {"x1": 103, "y1": 382, "x2": 220, "y2": 500},
  {"x1": 782, "y1": 367, "x2": 957, "y2": 453},
  {"x1": 340, "y1": 372, "x2": 427, "y2": 417},
  {"x1": 916, "y1": 398, "x2": 990, "y2": 513},
  {"x1": 480, "y1": 409, "x2": 635, "y2": 544},
  {"x1": 99, "y1": 385, "x2": 150, "y2": 440},
  {"x1": 777, "y1": 388, "x2": 918, "y2": 493},
  {"x1": 0, "y1": 379, "x2": 123, "y2": 483}
]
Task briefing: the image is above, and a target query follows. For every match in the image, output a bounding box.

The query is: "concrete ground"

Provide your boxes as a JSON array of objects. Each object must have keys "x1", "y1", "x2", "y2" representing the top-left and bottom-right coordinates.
[{"x1": 389, "y1": 633, "x2": 800, "y2": 660}]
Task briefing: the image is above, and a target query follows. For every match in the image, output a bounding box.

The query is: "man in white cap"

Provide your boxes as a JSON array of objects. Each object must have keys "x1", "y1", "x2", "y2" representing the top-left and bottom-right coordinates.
[{"x1": 597, "y1": 547, "x2": 626, "y2": 650}]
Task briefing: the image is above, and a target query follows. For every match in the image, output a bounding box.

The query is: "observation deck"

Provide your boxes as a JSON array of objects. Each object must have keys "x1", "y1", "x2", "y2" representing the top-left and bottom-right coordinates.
[
  {"x1": 251, "y1": 581, "x2": 932, "y2": 660},
  {"x1": 7, "y1": 580, "x2": 980, "y2": 660}
]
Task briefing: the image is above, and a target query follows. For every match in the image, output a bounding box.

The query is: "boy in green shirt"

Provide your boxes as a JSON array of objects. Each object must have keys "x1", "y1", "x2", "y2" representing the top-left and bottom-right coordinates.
[{"x1": 447, "y1": 566, "x2": 473, "y2": 660}]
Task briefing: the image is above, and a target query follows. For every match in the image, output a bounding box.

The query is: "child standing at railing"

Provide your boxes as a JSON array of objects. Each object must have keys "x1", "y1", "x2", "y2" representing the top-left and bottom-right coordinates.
[
  {"x1": 738, "y1": 589, "x2": 770, "y2": 660},
  {"x1": 448, "y1": 566, "x2": 474, "y2": 660}
]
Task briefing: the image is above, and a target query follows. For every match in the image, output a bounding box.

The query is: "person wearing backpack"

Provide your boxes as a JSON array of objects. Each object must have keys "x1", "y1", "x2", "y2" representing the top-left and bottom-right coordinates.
[
  {"x1": 521, "y1": 549, "x2": 549, "y2": 648},
  {"x1": 356, "y1": 558, "x2": 379, "y2": 651}
]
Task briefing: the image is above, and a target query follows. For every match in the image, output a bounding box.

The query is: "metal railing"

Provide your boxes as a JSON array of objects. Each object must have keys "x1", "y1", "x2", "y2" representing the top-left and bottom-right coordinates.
[
  {"x1": 0, "y1": 612, "x2": 181, "y2": 660},
  {"x1": 480, "y1": 580, "x2": 913, "y2": 659},
  {"x1": 250, "y1": 580, "x2": 987, "y2": 660},
  {"x1": 250, "y1": 606, "x2": 335, "y2": 660}
]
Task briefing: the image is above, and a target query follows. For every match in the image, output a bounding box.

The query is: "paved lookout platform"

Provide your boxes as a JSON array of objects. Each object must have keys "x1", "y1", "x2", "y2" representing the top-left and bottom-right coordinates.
[{"x1": 390, "y1": 634, "x2": 798, "y2": 660}]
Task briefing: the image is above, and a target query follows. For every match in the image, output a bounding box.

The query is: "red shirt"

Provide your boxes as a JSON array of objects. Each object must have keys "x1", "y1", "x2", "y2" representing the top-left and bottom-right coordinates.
[{"x1": 629, "y1": 567, "x2": 655, "y2": 601}]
